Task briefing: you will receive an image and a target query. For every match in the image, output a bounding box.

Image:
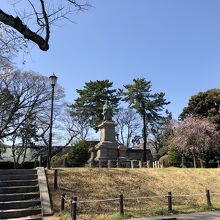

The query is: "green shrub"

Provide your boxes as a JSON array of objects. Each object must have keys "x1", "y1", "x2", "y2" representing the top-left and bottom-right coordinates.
[
  {"x1": 112, "y1": 212, "x2": 133, "y2": 220},
  {"x1": 51, "y1": 154, "x2": 68, "y2": 167},
  {"x1": 149, "y1": 207, "x2": 179, "y2": 216},
  {"x1": 66, "y1": 141, "x2": 89, "y2": 167},
  {"x1": 158, "y1": 146, "x2": 169, "y2": 157},
  {"x1": 167, "y1": 145, "x2": 182, "y2": 167},
  {"x1": 0, "y1": 161, "x2": 15, "y2": 169}
]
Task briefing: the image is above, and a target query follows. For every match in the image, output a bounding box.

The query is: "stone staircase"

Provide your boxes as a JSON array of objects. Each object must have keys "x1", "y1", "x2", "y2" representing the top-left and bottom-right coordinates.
[{"x1": 0, "y1": 169, "x2": 43, "y2": 220}]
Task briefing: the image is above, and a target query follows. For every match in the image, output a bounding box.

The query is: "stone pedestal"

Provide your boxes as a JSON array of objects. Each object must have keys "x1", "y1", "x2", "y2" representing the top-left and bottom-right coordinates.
[
  {"x1": 99, "y1": 121, "x2": 117, "y2": 143},
  {"x1": 87, "y1": 146, "x2": 96, "y2": 165},
  {"x1": 118, "y1": 145, "x2": 127, "y2": 160},
  {"x1": 95, "y1": 142, "x2": 119, "y2": 160},
  {"x1": 95, "y1": 121, "x2": 120, "y2": 160}
]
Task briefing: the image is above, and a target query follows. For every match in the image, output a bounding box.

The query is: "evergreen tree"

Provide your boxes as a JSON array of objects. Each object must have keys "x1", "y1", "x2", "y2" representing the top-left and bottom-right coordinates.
[
  {"x1": 123, "y1": 78, "x2": 170, "y2": 161},
  {"x1": 67, "y1": 141, "x2": 90, "y2": 167},
  {"x1": 70, "y1": 80, "x2": 121, "y2": 131},
  {"x1": 167, "y1": 144, "x2": 182, "y2": 167},
  {"x1": 180, "y1": 89, "x2": 220, "y2": 129}
]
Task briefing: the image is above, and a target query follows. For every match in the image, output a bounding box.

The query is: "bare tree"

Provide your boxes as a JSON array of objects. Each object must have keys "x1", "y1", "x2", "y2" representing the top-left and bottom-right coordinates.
[
  {"x1": 4, "y1": 113, "x2": 39, "y2": 168},
  {"x1": 0, "y1": 70, "x2": 67, "y2": 164},
  {"x1": 115, "y1": 108, "x2": 141, "y2": 147},
  {"x1": 148, "y1": 112, "x2": 172, "y2": 158},
  {"x1": 10, "y1": 134, "x2": 23, "y2": 168},
  {"x1": 0, "y1": 24, "x2": 22, "y2": 69},
  {"x1": 65, "y1": 107, "x2": 91, "y2": 142},
  {"x1": 0, "y1": 70, "x2": 64, "y2": 140},
  {"x1": 0, "y1": 0, "x2": 90, "y2": 51},
  {"x1": 35, "y1": 106, "x2": 80, "y2": 148}
]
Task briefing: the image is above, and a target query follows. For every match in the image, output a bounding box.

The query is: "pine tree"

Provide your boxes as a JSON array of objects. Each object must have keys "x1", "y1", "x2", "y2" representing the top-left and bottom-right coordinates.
[
  {"x1": 70, "y1": 80, "x2": 121, "y2": 131},
  {"x1": 123, "y1": 78, "x2": 170, "y2": 161}
]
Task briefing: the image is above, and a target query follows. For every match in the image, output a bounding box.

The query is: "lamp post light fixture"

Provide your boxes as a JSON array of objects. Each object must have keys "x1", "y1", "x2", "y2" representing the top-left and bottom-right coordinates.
[{"x1": 47, "y1": 73, "x2": 58, "y2": 169}]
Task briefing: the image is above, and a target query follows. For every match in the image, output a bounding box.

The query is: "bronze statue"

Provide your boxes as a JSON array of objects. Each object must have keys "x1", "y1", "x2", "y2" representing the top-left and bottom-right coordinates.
[{"x1": 102, "y1": 101, "x2": 113, "y2": 121}]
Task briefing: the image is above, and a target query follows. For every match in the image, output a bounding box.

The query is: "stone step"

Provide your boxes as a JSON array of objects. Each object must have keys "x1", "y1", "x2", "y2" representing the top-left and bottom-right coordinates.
[
  {"x1": 0, "y1": 199, "x2": 41, "y2": 210},
  {"x1": 7, "y1": 215, "x2": 42, "y2": 220},
  {"x1": 0, "y1": 174, "x2": 38, "y2": 181},
  {"x1": 0, "y1": 169, "x2": 37, "y2": 175},
  {"x1": 0, "y1": 192, "x2": 40, "y2": 202},
  {"x1": 0, "y1": 207, "x2": 42, "y2": 219},
  {"x1": 0, "y1": 185, "x2": 39, "y2": 194},
  {"x1": 0, "y1": 179, "x2": 38, "y2": 187}
]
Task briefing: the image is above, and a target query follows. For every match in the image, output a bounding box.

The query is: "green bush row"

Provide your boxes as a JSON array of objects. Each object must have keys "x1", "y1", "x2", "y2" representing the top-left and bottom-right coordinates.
[{"x1": 51, "y1": 140, "x2": 90, "y2": 167}]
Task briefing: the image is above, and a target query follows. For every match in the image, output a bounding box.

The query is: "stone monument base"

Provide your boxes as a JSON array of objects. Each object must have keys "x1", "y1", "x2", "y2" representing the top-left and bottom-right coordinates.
[
  {"x1": 95, "y1": 141, "x2": 118, "y2": 161},
  {"x1": 94, "y1": 142, "x2": 128, "y2": 161},
  {"x1": 93, "y1": 120, "x2": 127, "y2": 161},
  {"x1": 118, "y1": 145, "x2": 127, "y2": 160}
]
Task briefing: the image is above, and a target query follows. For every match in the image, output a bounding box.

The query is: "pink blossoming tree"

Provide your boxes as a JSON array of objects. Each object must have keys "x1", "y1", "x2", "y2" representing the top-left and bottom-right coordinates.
[{"x1": 171, "y1": 116, "x2": 220, "y2": 168}]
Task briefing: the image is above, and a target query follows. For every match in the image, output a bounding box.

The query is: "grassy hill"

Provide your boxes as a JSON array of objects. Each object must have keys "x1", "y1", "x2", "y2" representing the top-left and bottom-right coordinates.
[{"x1": 47, "y1": 168, "x2": 220, "y2": 220}]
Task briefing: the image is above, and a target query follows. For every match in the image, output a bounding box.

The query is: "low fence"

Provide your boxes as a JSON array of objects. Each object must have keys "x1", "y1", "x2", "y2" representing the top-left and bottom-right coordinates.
[
  {"x1": 52, "y1": 169, "x2": 220, "y2": 220},
  {"x1": 88, "y1": 160, "x2": 163, "y2": 168},
  {"x1": 59, "y1": 190, "x2": 218, "y2": 220}
]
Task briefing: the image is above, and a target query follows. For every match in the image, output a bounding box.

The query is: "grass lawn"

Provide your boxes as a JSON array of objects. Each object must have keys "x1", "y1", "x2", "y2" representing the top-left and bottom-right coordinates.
[{"x1": 47, "y1": 168, "x2": 220, "y2": 220}]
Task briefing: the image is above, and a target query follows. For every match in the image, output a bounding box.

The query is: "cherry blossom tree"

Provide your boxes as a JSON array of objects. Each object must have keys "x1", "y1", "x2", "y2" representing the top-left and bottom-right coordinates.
[{"x1": 171, "y1": 116, "x2": 220, "y2": 168}]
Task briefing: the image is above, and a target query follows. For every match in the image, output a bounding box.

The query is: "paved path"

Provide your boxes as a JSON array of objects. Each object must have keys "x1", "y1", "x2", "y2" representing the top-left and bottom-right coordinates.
[
  {"x1": 130, "y1": 211, "x2": 220, "y2": 220},
  {"x1": 43, "y1": 217, "x2": 62, "y2": 220}
]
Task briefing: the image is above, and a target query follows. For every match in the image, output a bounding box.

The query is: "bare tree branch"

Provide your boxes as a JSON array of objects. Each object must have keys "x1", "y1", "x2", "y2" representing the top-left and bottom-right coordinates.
[
  {"x1": 0, "y1": 0, "x2": 90, "y2": 51},
  {"x1": 0, "y1": 9, "x2": 49, "y2": 51}
]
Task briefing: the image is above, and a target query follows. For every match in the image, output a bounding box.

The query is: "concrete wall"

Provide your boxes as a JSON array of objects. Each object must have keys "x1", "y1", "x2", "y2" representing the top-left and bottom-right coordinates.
[
  {"x1": 126, "y1": 149, "x2": 154, "y2": 162},
  {"x1": 0, "y1": 147, "x2": 37, "y2": 163}
]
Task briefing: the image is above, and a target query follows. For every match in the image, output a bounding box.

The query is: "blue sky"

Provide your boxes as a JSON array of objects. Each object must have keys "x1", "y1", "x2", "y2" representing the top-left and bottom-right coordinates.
[{"x1": 3, "y1": 0, "x2": 220, "y2": 119}]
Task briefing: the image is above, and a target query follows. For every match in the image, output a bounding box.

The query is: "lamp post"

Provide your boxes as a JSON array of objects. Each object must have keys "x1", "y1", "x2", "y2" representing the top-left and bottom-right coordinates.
[{"x1": 47, "y1": 73, "x2": 58, "y2": 169}]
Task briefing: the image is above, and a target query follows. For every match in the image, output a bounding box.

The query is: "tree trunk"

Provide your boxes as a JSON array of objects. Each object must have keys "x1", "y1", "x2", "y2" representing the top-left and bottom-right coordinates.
[
  {"x1": 181, "y1": 156, "x2": 185, "y2": 168},
  {"x1": 142, "y1": 111, "x2": 147, "y2": 162},
  {"x1": 155, "y1": 143, "x2": 160, "y2": 160},
  {"x1": 22, "y1": 138, "x2": 28, "y2": 164},
  {"x1": 193, "y1": 154, "x2": 197, "y2": 168},
  {"x1": 12, "y1": 149, "x2": 16, "y2": 169},
  {"x1": 199, "y1": 158, "x2": 204, "y2": 168},
  {"x1": 11, "y1": 138, "x2": 17, "y2": 169}
]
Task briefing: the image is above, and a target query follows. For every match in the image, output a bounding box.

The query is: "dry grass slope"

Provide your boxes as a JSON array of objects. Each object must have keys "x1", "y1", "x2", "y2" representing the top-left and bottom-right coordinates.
[{"x1": 47, "y1": 168, "x2": 220, "y2": 220}]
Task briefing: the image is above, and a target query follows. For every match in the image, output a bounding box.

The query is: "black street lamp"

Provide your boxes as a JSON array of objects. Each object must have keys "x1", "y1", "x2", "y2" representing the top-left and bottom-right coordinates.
[{"x1": 47, "y1": 73, "x2": 58, "y2": 169}]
